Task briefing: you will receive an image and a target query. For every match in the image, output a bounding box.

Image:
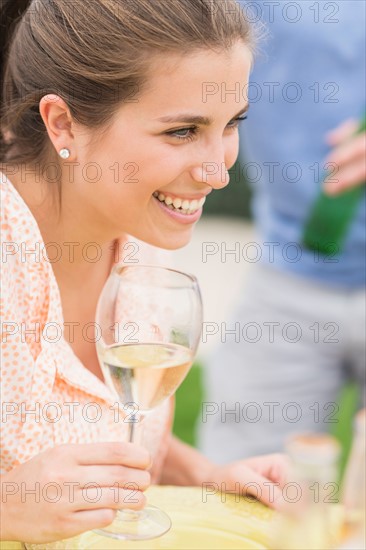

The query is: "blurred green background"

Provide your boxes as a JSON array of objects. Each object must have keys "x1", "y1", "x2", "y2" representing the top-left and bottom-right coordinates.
[
  {"x1": 201, "y1": 160, "x2": 253, "y2": 219},
  {"x1": 173, "y1": 366, "x2": 359, "y2": 479},
  {"x1": 172, "y1": 159, "x2": 360, "y2": 479}
]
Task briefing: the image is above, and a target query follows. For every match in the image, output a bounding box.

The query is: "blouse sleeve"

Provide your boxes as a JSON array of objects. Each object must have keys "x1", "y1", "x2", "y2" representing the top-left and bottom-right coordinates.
[{"x1": 1, "y1": 175, "x2": 59, "y2": 471}]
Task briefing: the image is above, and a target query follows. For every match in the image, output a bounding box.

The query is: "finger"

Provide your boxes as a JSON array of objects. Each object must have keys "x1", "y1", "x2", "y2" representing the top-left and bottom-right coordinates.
[
  {"x1": 240, "y1": 470, "x2": 286, "y2": 511},
  {"x1": 265, "y1": 454, "x2": 290, "y2": 488},
  {"x1": 75, "y1": 442, "x2": 151, "y2": 469},
  {"x1": 77, "y1": 465, "x2": 151, "y2": 491},
  {"x1": 325, "y1": 132, "x2": 366, "y2": 168},
  {"x1": 326, "y1": 119, "x2": 359, "y2": 146},
  {"x1": 324, "y1": 157, "x2": 366, "y2": 195},
  {"x1": 73, "y1": 486, "x2": 147, "y2": 512},
  {"x1": 244, "y1": 454, "x2": 290, "y2": 488}
]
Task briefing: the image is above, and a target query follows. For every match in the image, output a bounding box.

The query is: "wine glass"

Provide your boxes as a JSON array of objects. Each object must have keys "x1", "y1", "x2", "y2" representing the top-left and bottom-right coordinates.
[{"x1": 94, "y1": 265, "x2": 203, "y2": 540}]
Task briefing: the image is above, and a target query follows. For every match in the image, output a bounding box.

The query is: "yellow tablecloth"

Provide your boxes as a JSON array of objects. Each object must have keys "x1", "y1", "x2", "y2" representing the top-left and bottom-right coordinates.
[{"x1": 1, "y1": 486, "x2": 274, "y2": 550}]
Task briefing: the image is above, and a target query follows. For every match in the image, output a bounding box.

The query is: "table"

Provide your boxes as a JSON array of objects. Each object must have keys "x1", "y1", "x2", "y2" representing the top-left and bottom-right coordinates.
[{"x1": 1, "y1": 486, "x2": 275, "y2": 549}]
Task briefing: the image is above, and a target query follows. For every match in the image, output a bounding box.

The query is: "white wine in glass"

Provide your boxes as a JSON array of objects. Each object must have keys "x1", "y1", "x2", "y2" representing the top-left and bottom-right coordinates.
[
  {"x1": 97, "y1": 343, "x2": 194, "y2": 413},
  {"x1": 94, "y1": 265, "x2": 202, "y2": 540}
]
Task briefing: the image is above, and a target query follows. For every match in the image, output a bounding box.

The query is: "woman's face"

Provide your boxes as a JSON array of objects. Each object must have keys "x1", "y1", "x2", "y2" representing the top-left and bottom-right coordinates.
[{"x1": 73, "y1": 41, "x2": 252, "y2": 249}]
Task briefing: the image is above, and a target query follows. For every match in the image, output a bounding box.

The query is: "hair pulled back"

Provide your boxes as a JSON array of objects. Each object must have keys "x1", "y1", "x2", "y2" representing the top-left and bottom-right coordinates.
[{"x1": 1, "y1": 0, "x2": 255, "y2": 166}]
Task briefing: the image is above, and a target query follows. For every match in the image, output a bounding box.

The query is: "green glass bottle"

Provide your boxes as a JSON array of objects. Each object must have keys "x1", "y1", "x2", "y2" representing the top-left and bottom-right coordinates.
[{"x1": 302, "y1": 115, "x2": 366, "y2": 256}]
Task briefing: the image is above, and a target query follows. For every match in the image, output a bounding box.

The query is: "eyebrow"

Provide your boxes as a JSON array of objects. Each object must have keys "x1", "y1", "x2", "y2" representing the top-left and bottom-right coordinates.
[{"x1": 155, "y1": 104, "x2": 249, "y2": 126}]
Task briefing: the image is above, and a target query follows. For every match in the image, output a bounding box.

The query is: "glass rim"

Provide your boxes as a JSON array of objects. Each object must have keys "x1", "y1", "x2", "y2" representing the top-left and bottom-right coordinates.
[
  {"x1": 285, "y1": 432, "x2": 341, "y2": 465},
  {"x1": 111, "y1": 263, "x2": 199, "y2": 287}
]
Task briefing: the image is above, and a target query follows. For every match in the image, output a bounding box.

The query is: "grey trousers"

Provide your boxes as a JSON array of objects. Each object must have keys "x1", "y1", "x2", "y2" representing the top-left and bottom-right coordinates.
[{"x1": 198, "y1": 264, "x2": 366, "y2": 463}]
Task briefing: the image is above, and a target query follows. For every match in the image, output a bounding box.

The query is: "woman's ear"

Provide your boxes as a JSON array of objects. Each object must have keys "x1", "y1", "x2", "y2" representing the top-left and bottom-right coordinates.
[{"x1": 39, "y1": 94, "x2": 75, "y2": 159}]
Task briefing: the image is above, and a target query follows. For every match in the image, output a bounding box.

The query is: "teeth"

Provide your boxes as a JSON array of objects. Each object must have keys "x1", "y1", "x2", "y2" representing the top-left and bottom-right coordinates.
[
  {"x1": 153, "y1": 191, "x2": 206, "y2": 214},
  {"x1": 173, "y1": 198, "x2": 182, "y2": 209}
]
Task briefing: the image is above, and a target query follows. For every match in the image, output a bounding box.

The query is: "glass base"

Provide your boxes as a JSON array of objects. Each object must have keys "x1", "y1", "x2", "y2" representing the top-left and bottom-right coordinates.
[{"x1": 93, "y1": 505, "x2": 172, "y2": 541}]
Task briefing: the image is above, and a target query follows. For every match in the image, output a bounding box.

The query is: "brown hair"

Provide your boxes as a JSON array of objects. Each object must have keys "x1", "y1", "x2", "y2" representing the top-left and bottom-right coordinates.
[{"x1": 0, "y1": 0, "x2": 255, "y2": 168}]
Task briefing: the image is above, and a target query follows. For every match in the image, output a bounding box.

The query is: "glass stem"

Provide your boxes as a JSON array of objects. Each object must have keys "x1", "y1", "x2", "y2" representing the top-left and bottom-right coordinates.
[
  {"x1": 123, "y1": 413, "x2": 145, "y2": 521},
  {"x1": 127, "y1": 413, "x2": 144, "y2": 443},
  {"x1": 128, "y1": 416, "x2": 136, "y2": 443}
]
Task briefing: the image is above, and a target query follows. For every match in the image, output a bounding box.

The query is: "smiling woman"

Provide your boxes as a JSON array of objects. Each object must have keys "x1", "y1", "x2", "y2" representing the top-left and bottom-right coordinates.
[
  {"x1": 1, "y1": 2, "x2": 254, "y2": 252},
  {"x1": 0, "y1": 0, "x2": 288, "y2": 545}
]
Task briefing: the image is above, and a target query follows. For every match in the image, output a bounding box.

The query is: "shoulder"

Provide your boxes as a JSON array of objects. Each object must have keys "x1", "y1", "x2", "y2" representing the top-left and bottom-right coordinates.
[
  {"x1": 1, "y1": 172, "x2": 56, "y2": 338},
  {"x1": 1, "y1": 171, "x2": 43, "y2": 245}
]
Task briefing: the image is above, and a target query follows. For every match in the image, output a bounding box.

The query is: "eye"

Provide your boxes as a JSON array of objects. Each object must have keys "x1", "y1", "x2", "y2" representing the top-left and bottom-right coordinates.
[
  {"x1": 227, "y1": 115, "x2": 248, "y2": 129},
  {"x1": 165, "y1": 127, "x2": 199, "y2": 142},
  {"x1": 165, "y1": 115, "x2": 248, "y2": 143}
]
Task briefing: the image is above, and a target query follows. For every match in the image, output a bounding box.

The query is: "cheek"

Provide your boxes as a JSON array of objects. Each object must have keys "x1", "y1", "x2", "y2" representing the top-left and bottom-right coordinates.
[
  {"x1": 225, "y1": 136, "x2": 240, "y2": 170},
  {"x1": 137, "y1": 156, "x2": 184, "y2": 191}
]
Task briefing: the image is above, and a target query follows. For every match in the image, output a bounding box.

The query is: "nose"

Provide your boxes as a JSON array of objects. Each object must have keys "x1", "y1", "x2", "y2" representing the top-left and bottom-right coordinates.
[
  {"x1": 191, "y1": 162, "x2": 230, "y2": 189},
  {"x1": 190, "y1": 141, "x2": 231, "y2": 190}
]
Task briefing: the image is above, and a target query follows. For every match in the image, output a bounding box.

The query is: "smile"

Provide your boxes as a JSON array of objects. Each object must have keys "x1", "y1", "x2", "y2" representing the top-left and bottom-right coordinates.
[{"x1": 153, "y1": 192, "x2": 206, "y2": 215}]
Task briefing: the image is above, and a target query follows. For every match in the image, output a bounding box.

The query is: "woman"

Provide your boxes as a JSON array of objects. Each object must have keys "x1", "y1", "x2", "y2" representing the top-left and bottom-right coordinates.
[{"x1": 0, "y1": 0, "x2": 287, "y2": 543}]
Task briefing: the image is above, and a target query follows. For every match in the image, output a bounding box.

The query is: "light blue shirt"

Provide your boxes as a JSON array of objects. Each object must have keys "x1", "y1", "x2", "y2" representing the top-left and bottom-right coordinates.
[{"x1": 239, "y1": 0, "x2": 365, "y2": 288}]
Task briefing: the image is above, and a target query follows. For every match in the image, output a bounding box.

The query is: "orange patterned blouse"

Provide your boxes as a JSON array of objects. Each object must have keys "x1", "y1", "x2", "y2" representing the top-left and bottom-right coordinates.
[{"x1": 0, "y1": 171, "x2": 173, "y2": 481}]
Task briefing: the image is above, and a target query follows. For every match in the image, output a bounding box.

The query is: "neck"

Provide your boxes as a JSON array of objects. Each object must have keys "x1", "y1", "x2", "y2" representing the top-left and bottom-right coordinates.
[{"x1": 4, "y1": 167, "x2": 123, "y2": 279}]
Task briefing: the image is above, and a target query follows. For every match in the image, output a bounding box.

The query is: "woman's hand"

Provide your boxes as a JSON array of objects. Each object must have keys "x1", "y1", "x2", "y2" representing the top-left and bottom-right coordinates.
[
  {"x1": 204, "y1": 453, "x2": 289, "y2": 510},
  {"x1": 161, "y1": 436, "x2": 289, "y2": 510},
  {"x1": 0, "y1": 442, "x2": 151, "y2": 543},
  {"x1": 324, "y1": 118, "x2": 366, "y2": 195}
]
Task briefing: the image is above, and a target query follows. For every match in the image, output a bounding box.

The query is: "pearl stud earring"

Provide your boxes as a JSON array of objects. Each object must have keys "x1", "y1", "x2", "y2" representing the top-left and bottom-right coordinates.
[{"x1": 59, "y1": 148, "x2": 71, "y2": 159}]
